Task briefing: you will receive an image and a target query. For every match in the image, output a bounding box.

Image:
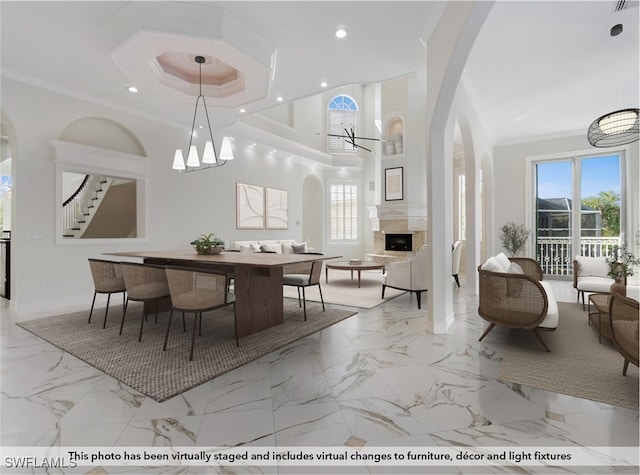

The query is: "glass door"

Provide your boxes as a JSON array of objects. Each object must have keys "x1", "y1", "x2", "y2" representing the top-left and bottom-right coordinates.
[
  {"x1": 533, "y1": 154, "x2": 622, "y2": 277},
  {"x1": 579, "y1": 155, "x2": 621, "y2": 258},
  {"x1": 535, "y1": 160, "x2": 573, "y2": 276}
]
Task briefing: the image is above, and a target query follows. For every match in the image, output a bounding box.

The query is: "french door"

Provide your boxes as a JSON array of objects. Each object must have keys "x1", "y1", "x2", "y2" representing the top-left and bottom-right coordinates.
[{"x1": 533, "y1": 153, "x2": 622, "y2": 277}]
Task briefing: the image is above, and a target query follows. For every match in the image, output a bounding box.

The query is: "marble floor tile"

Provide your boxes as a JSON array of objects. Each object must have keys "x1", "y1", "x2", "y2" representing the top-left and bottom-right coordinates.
[{"x1": 1, "y1": 278, "x2": 637, "y2": 475}]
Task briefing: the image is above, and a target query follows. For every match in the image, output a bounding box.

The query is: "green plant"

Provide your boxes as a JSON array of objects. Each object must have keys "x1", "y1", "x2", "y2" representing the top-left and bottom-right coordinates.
[
  {"x1": 499, "y1": 221, "x2": 530, "y2": 256},
  {"x1": 190, "y1": 233, "x2": 225, "y2": 255},
  {"x1": 606, "y1": 244, "x2": 640, "y2": 280}
]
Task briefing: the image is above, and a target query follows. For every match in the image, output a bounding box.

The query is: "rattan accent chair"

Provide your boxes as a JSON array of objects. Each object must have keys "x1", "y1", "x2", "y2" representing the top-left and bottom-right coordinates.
[
  {"x1": 163, "y1": 266, "x2": 237, "y2": 360},
  {"x1": 608, "y1": 293, "x2": 639, "y2": 376},
  {"x1": 283, "y1": 260, "x2": 324, "y2": 321},
  {"x1": 478, "y1": 255, "x2": 559, "y2": 352},
  {"x1": 119, "y1": 262, "x2": 170, "y2": 342},
  {"x1": 87, "y1": 259, "x2": 126, "y2": 329}
]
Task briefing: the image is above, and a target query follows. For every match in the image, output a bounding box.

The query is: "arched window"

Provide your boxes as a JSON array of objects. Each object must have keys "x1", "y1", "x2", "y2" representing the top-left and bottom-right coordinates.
[{"x1": 328, "y1": 95, "x2": 358, "y2": 153}]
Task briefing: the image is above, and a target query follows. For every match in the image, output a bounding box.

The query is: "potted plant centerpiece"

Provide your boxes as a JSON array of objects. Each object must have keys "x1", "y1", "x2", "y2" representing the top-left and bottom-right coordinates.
[
  {"x1": 606, "y1": 244, "x2": 640, "y2": 296},
  {"x1": 191, "y1": 233, "x2": 225, "y2": 255}
]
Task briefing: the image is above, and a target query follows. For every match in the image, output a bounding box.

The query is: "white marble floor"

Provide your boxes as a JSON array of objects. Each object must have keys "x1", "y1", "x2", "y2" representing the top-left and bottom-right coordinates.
[{"x1": 1, "y1": 278, "x2": 638, "y2": 474}]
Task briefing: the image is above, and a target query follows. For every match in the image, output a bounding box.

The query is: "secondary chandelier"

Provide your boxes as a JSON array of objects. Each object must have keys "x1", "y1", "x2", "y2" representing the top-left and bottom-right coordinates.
[
  {"x1": 172, "y1": 55, "x2": 234, "y2": 172},
  {"x1": 587, "y1": 24, "x2": 639, "y2": 148}
]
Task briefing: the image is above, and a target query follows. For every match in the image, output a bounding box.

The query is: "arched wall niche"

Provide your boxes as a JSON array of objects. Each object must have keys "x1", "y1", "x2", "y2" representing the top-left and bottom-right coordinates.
[
  {"x1": 60, "y1": 117, "x2": 147, "y2": 157},
  {"x1": 382, "y1": 113, "x2": 404, "y2": 156}
]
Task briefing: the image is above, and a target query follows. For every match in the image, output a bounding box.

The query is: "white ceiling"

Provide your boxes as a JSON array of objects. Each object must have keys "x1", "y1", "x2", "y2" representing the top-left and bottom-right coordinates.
[{"x1": 1, "y1": 1, "x2": 638, "y2": 151}]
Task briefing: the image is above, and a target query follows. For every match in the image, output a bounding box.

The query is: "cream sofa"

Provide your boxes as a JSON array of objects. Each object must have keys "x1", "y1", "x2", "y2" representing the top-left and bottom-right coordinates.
[{"x1": 229, "y1": 239, "x2": 316, "y2": 254}]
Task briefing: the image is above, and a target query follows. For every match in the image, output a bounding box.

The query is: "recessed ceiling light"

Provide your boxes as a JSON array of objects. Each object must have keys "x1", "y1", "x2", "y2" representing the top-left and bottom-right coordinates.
[
  {"x1": 276, "y1": 96, "x2": 283, "y2": 102},
  {"x1": 127, "y1": 86, "x2": 138, "y2": 93},
  {"x1": 320, "y1": 81, "x2": 328, "y2": 88},
  {"x1": 335, "y1": 28, "x2": 347, "y2": 39},
  {"x1": 240, "y1": 108, "x2": 246, "y2": 113}
]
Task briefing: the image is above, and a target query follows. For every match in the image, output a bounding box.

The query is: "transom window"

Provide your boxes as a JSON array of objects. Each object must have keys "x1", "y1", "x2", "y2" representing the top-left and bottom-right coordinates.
[
  {"x1": 329, "y1": 182, "x2": 358, "y2": 241},
  {"x1": 328, "y1": 95, "x2": 358, "y2": 153}
]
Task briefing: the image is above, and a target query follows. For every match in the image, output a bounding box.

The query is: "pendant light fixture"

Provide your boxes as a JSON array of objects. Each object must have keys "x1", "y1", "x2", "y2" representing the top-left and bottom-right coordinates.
[
  {"x1": 587, "y1": 24, "x2": 639, "y2": 148},
  {"x1": 172, "y1": 55, "x2": 234, "y2": 172}
]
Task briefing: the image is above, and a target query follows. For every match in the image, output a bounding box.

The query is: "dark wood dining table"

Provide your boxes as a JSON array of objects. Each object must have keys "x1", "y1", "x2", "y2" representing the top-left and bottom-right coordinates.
[{"x1": 105, "y1": 250, "x2": 340, "y2": 337}]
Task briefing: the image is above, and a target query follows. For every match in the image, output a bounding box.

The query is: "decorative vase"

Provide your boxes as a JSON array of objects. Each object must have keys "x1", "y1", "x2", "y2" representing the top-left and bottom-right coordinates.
[{"x1": 610, "y1": 278, "x2": 626, "y2": 297}]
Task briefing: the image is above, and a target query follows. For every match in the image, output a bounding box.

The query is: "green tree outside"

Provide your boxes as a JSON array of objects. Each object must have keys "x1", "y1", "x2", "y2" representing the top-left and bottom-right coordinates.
[{"x1": 581, "y1": 190, "x2": 620, "y2": 237}]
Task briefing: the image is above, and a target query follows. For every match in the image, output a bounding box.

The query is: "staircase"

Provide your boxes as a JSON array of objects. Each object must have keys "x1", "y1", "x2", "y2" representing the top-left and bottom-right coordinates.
[{"x1": 62, "y1": 175, "x2": 113, "y2": 238}]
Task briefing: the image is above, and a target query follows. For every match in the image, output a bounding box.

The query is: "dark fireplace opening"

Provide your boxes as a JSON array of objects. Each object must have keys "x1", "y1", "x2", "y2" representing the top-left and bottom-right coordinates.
[{"x1": 385, "y1": 233, "x2": 413, "y2": 251}]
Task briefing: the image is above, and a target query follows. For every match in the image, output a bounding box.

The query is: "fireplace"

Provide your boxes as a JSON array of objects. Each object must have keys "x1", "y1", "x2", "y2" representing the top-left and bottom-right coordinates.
[{"x1": 385, "y1": 233, "x2": 413, "y2": 252}]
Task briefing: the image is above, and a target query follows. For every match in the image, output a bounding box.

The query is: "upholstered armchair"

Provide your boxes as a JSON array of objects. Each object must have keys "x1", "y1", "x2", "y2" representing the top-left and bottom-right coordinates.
[
  {"x1": 608, "y1": 293, "x2": 639, "y2": 376},
  {"x1": 381, "y1": 244, "x2": 429, "y2": 308},
  {"x1": 573, "y1": 256, "x2": 620, "y2": 309}
]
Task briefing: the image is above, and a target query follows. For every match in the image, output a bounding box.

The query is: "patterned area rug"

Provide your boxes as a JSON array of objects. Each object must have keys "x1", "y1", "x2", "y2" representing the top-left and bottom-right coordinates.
[
  {"x1": 499, "y1": 302, "x2": 638, "y2": 409},
  {"x1": 17, "y1": 301, "x2": 356, "y2": 402}
]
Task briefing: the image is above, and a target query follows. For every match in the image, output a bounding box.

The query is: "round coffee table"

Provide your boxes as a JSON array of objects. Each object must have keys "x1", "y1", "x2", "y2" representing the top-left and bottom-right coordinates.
[{"x1": 325, "y1": 261, "x2": 385, "y2": 288}]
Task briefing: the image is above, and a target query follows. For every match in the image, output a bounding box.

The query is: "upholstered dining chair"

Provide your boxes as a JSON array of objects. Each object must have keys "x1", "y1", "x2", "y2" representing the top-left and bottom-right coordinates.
[
  {"x1": 283, "y1": 260, "x2": 324, "y2": 321},
  {"x1": 88, "y1": 258, "x2": 126, "y2": 329},
  {"x1": 608, "y1": 293, "x2": 639, "y2": 376},
  {"x1": 163, "y1": 266, "x2": 237, "y2": 361},
  {"x1": 119, "y1": 262, "x2": 170, "y2": 342},
  {"x1": 452, "y1": 240, "x2": 463, "y2": 287}
]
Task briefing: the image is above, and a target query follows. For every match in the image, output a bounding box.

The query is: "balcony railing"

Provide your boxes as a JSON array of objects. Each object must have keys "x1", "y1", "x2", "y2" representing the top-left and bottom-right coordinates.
[{"x1": 537, "y1": 236, "x2": 619, "y2": 276}]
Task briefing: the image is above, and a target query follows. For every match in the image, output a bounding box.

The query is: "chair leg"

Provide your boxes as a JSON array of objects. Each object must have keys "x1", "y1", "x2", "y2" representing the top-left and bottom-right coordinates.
[
  {"x1": 302, "y1": 287, "x2": 307, "y2": 321},
  {"x1": 163, "y1": 309, "x2": 174, "y2": 351},
  {"x1": 453, "y1": 274, "x2": 460, "y2": 287},
  {"x1": 88, "y1": 291, "x2": 97, "y2": 323},
  {"x1": 478, "y1": 323, "x2": 496, "y2": 342},
  {"x1": 190, "y1": 313, "x2": 199, "y2": 361},
  {"x1": 415, "y1": 291, "x2": 422, "y2": 309},
  {"x1": 318, "y1": 284, "x2": 325, "y2": 311},
  {"x1": 102, "y1": 293, "x2": 111, "y2": 329},
  {"x1": 532, "y1": 329, "x2": 550, "y2": 352},
  {"x1": 297, "y1": 287, "x2": 302, "y2": 307},
  {"x1": 119, "y1": 298, "x2": 129, "y2": 335},
  {"x1": 199, "y1": 312, "x2": 203, "y2": 336},
  {"x1": 381, "y1": 284, "x2": 386, "y2": 299},
  {"x1": 182, "y1": 312, "x2": 186, "y2": 332},
  {"x1": 623, "y1": 359, "x2": 629, "y2": 376},
  {"x1": 233, "y1": 305, "x2": 239, "y2": 348},
  {"x1": 138, "y1": 305, "x2": 146, "y2": 342}
]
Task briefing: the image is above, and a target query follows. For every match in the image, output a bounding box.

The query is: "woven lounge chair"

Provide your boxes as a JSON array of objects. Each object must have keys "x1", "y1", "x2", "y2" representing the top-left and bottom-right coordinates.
[
  {"x1": 608, "y1": 293, "x2": 639, "y2": 376},
  {"x1": 478, "y1": 254, "x2": 559, "y2": 352}
]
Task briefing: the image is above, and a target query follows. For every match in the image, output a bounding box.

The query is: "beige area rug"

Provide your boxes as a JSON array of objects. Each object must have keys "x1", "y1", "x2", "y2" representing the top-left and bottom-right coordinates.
[
  {"x1": 16, "y1": 301, "x2": 356, "y2": 402},
  {"x1": 499, "y1": 302, "x2": 638, "y2": 409},
  {"x1": 283, "y1": 269, "x2": 406, "y2": 308}
]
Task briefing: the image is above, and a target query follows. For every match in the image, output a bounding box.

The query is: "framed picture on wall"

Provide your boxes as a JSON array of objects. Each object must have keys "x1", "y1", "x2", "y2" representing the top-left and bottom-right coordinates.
[
  {"x1": 385, "y1": 167, "x2": 403, "y2": 201},
  {"x1": 265, "y1": 187, "x2": 288, "y2": 229},
  {"x1": 236, "y1": 183, "x2": 265, "y2": 229}
]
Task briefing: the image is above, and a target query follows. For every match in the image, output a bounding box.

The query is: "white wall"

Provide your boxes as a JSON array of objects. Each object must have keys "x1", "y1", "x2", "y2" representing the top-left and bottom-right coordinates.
[
  {"x1": 492, "y1": 134, "x2": 639, "y2": 257},
  {"x1": 1, "y1": 78, "x2": 321, "y2": 312}
]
